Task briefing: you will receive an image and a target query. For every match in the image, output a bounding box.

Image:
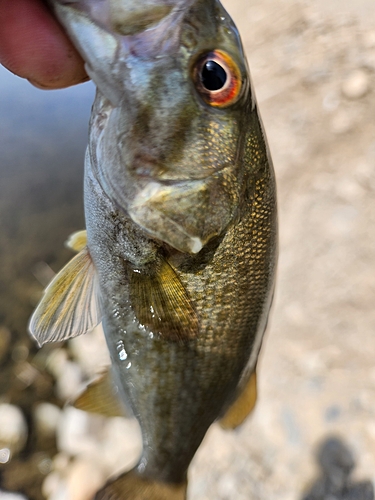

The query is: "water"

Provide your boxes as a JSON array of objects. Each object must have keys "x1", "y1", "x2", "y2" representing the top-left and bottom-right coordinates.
[
  {"x1": 0, "y1": 66, "x2": 95, "y2": 334},
  {"x1": 0, "y1": 66, "x2": 95, "y2": 498}
]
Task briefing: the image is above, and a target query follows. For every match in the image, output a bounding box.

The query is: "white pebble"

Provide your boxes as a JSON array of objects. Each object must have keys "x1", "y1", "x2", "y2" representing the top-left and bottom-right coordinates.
[
  {"x1": 42, "y1": 471, "x2": 65, "y2": 499},
  {"x1": 363, "y1": 31, "x2": 375, "y2": 49},
  {"x1": 0, "y1": 404, "x2": 27, "y2": 456},
  {"x1": 52, "y1": 452, "x2": 70, "y2": 472},
  {"x1": 45, "y1": 483, "x2": 69, "y2": 500},
  {"x1": 341, "y1": 69, "x2": 369, "y2": 99},
  {"x1": 330, "y1": 109, "x2": 354, "y2": 135},
  {"x1": 55, "y1": 361, "x2": 83, "y2": 401},
  {"x1": 34, "y1": 403, "x2": 62, "y2": 438},
  {"x1": 0, "y1": 491, "x2": 29, "y2": 500},
  {"x1": 69, "y1": 325, "x2": 110, "y2": 378},
  {"x1": 65, "y1": 457, "x2": 106, "y2": 500},
  {"x1": 101, "y1": 417, "x2": 141, "y2": 475},
  {"x1": 56, "y1": 407, "x2": 102, "y2": 458},
  {"x1": 44, "y1": 458, "x2": 106, "y2": 500},
  {"x1": 46, "y1": 348, "x2": 68, "y2": 379}
]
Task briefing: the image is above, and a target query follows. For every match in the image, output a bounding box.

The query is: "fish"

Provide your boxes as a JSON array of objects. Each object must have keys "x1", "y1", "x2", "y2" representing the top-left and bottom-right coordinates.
[{"x1": 29, "y1": 0, "x2": 277, "y2": 498}]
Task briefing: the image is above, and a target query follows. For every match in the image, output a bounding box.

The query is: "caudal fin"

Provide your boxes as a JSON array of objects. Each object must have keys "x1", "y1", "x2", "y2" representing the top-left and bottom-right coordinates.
[{"x1": 95, "y1": 469, "x2": 187, "y2": 500}]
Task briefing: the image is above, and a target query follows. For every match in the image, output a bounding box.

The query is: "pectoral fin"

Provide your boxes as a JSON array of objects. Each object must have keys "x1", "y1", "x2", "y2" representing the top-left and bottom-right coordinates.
[
  {"x1": 72, "y1": 371, "x2": 127, "y2": 418},
  {"x1": 29, "y1": 246, "x2": 101, "y2": 347},
  {"x1": 65, "y1": 230, "x2": 87, "y2": 253},
  {"x1": 219, "y1": 371, "x2": 258, "y2": 430},
  {"x1": 130, "y1": 258, "x2": 198, "y2": 342}
]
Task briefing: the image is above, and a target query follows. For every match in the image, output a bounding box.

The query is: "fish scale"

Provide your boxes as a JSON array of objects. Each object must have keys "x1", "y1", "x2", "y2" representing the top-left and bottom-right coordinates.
[{"x1": 29, "y1": 0, "x2": 277, "y2": 498}]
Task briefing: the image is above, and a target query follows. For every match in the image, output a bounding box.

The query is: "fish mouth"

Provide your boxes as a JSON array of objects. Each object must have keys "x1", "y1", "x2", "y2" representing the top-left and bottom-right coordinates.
[
  {"x1": 129, "y1": 152, "x2": 231, "y2": 183},
  {"x1": 53, "y1": 0, "x2": 189, "y2": 37}
]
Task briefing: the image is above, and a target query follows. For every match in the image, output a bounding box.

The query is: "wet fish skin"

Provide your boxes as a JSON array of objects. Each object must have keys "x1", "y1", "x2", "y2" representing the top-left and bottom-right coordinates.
[{"x1": 34, "y1": 0, "x2": 277, "y2": 497}]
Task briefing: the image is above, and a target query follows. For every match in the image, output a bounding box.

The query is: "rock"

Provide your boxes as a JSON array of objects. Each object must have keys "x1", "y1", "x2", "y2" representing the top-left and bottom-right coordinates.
[
  {"x1": 341, "y1": 69, "x2": 370, "y2": 99},
  {"x1": 52, "y1": 453, "x2": 70, "y2": 472},
  {"x1": 0, "y1": 326, "x2": 11, "y2": 364},
  {"x1": 43, "y1": 457, "x2": 106, "y2": 500},
  {"x1": 42, "y1": 472, "x2": 64, "y2": 500},
  {"x1": 34, "y1": 403, "x2": 62, "y2": 438},
  {"x1": 56, "y1": 404, "x2": 141, "y2": 480},
  {"x1": 322, "y1": 91, "x2": 340, "y2": 112},
  {"x1": 0, "y1": 404, "x2": 28, "y2": 457},
  {"x1": 11, "y1": 343, "x2": 29, "y2": 363},
  {"x1": 55, "y1": 361, "x2": 83, "y2": 401},
  {"x1": 68, "y1": 325, "x2": 110, "y2": 378},
  {"x1": 64, "y1": 457, "x2": 106, "y2": 500},
  {"x1": 330, "y1": 109, "x2": 355, "y2": 134},
  {"x1": 46, "y1": 349, "x2": 69, "y2": 380},
  {"x1": 0, "y1": 491, "x2": 29, "y2": 500},
  {"x1": 56, "y1": 407, "x2": 103, "y2": 458},
  {"x1": 363, "y1": 31, "x2": 375, "y2": 49},
  {"x1": 335, "y1": 177, "x2": 365, "y2": 202},
  {"x1": 101, "y1": 417, "x2": 141, "y2": 475}
]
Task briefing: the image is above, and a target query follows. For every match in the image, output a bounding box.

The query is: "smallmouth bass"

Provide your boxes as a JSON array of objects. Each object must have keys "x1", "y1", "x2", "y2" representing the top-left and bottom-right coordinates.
[{"x1": 29, "y1": 0, "x2": 278, "y2": 498}]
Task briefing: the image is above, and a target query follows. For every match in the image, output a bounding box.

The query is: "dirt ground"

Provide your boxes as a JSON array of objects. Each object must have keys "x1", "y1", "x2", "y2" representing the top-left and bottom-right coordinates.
[
  {"x1": 0, "y1": 0, "x2": 374, "y2": 498},
  {"x1": 189, "y1": 0, "x2": 375, "y2": 498}
]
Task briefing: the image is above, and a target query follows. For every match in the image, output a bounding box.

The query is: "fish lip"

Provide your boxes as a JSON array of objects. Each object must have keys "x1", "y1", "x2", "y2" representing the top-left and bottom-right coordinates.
[
  {"x1": 129, "y1": 155, "x2": 230, "y2": 183},
  {"x1": 131, "y1": 169, "x2": 226, "y2": 184}
]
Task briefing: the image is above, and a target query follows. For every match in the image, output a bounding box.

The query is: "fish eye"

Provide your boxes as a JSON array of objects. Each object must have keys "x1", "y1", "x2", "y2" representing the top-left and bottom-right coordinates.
[
  {"x1": 201, "y1": 60, "x2": 227, "y2": 91},
  {"x1": 194, "y1": 50, "x2": 242, "y2": 108}
]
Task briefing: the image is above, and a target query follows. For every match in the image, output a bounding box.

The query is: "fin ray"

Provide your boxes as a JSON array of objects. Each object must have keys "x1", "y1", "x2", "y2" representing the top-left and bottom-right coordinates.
[
  {"x1": 29, "y1": 247, "x2": 101, "y2": 346},
  {"x1": 219, "y1": 371, "x2": 258, "y2": 430},
  {"x1": 95, "y1": 469, "x2": 187, "y2": 500},
  {"x1": 65, "y1": 230, "x2": 88, "y2": 253},
  {"x1": 130, "y1": 258, "x2": 198, "y2": 342},
  {"x1": 72, "y1": 370, "x2": 127, "y2": 418}
]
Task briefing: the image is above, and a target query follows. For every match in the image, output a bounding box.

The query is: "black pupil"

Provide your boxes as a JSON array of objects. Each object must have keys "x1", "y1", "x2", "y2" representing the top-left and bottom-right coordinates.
[{"x1": 201, "y1": 60, "x2": 227, "y2": 91}]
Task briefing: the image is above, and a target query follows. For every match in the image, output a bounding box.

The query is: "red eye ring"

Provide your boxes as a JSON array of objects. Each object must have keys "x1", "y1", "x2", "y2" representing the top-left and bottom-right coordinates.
[{"x1": 194, "y1": 50, "x2": 242, "y2": 108}]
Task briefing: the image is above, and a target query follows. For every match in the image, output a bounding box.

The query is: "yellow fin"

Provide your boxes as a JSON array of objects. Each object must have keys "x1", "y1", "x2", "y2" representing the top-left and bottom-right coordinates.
[
  {"x1": 29, "y1": 247, "x2": 101, "y2": 347},
  {"x1": 130, "y1": 258, "x2": 198, "y2": 342},
  {"x1": 95, "y1": 469, "x2": 187, "y2": 500},
  {"x1": 73, "y1": 371, "x2": 127, "y2": 418},
  {"x1": 65, "y1": 230, "x2": 87, "y2": 253},
  {"x1": 219, "y1": 371, "x2": 258, "y2": 430}
]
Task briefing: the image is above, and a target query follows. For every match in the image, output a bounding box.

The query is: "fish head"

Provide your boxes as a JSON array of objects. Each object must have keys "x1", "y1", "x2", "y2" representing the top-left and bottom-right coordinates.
[{"x1": 53, "y1": 0, "x2": 254, "y2": 254}]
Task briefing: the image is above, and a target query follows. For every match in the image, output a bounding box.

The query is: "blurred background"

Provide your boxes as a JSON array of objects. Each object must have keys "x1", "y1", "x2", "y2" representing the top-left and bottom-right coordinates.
[{"x1": 0, "y1": 0, "x2": 374, "y2": 498}]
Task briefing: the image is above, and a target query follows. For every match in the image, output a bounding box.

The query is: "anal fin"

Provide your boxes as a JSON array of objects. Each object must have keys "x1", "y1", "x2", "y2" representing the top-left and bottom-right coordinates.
[
  {"x1": 29, "y1": 246, "x2": 101, "y2": 346},
  {"x1": 219, "y1": 371, "x2": 258, "y2": 430},
  {"x1": 72, "y1": 370, "x2": 127, "y2": 418},
  {"x1": 130, "y1": 257, "x2": 198, "y2": 342}
]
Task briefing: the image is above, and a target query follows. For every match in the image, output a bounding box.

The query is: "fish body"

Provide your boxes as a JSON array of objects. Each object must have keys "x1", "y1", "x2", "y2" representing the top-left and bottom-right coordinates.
[{"x1": 30, "y1": 0, "x2": 277, "y2": 498}]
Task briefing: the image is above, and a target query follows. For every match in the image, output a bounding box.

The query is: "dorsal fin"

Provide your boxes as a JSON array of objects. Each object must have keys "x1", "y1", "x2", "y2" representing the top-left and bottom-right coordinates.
[
  {"x1": 129, "y1": 257, "x2": 198, "y2": 342},
  {"x1": 29, "y1": 246, "x2": 101, "y2": 347}
]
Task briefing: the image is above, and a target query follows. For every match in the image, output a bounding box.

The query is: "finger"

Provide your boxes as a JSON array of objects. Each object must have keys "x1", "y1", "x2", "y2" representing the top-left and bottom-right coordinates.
[{"x1": 0, "y1": 0, "x2": 88, "y2": 89}]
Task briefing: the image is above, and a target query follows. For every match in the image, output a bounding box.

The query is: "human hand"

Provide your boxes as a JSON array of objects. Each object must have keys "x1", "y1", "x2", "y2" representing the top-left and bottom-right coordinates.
[{"x1": 0, "y1": 0, "x2": 88, "y2": 89}]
